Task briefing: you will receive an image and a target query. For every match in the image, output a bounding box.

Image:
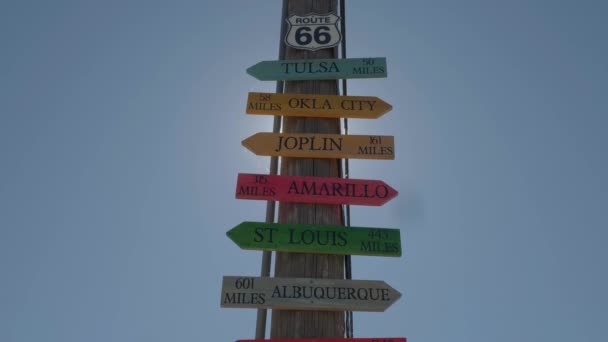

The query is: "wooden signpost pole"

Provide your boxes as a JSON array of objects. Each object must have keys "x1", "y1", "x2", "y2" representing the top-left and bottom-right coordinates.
[{"x1": 271, "y1": 0, "x2": 344, "y2": 339}]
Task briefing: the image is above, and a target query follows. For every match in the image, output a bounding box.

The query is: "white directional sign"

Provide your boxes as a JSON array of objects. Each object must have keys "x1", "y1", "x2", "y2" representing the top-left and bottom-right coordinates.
[
  {"x1": 221, "y1": 276, "x2": 401, "y2": 312},
  {"x1": 285, "y1": 13, "x2": 342, "y2": 51}
]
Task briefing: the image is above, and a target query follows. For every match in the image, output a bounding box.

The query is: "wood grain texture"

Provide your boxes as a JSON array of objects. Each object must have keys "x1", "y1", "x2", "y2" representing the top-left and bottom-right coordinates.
[{"x1": 271, "y1": 0, "x2": 344, "y2": 339}]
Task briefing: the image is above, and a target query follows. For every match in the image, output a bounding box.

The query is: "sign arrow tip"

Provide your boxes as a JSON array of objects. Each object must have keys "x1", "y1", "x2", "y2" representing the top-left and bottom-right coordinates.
[
  {"x1": 241, "y1": 135, "x2": 255, "y2": 153},
  {"x1": 246, "y1": 63, "x2": 262, "y2": 80},
  {"x1": 377, "y1": 182, "x2": 399, "y2": 206},
  {"x1": 385, "y1": 283, "x2": 402, "y2": 310},
  {"x1": 241, "y1": 133, "x2": 265, "y2": 155}
]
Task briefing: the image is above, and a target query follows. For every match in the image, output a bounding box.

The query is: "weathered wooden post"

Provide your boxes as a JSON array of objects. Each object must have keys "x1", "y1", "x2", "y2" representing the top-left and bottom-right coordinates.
[
  {"x1": 270, "y1": 0, "x2": 344, "y2": 339},
  {"x1": 224, "y1": 1, "x2": 403, "y2": 341}
]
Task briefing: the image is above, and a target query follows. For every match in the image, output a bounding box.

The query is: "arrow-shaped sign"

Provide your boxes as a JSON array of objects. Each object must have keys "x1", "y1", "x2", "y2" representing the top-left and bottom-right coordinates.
[
  {"x1": 221, "y1": 276, "x2": 401, "y2": 312},
  {"x1": 247, "y1": 57, "x2": 387, "y2": 81},
  {"x1": 235, "y1": 173, "x2": 398, "y2": 206},
  {"x1": 241, "y1": 133, "x2": 394, "y2": 160},
  {"x1": 237, "y1": 339, "x2": 407, "y2": 342},
  {"x1": 227, "y1": 221, "x2": 402, "y2": 257},
  {"x1": 246, "y1": 92, "x2": 392, "y2": 119}
]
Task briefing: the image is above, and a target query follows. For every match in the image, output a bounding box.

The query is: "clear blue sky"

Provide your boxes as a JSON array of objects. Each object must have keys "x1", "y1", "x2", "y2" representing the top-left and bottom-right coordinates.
[{"x1": 1, "y1": 1, "x2": 607, "y2": 341}]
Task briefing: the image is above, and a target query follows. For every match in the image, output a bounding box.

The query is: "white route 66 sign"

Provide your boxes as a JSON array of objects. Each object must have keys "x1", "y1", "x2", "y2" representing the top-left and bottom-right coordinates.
[{"x1": 285, "y1": 13, "x2": 342, "y2": 51}]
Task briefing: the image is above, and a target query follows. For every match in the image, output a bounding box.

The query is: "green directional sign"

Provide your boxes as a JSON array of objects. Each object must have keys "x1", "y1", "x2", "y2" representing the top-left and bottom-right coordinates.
[
  {"x1": 227, "y1": 221, "x2": 401, "y2": 257},
  {"x1": 246, "y1": 57, "x2": 387, "y2": 81}
]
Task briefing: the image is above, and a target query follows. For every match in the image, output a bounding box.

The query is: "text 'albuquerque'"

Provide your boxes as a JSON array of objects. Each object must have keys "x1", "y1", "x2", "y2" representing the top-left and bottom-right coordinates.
[{"x1": 221, "y1": 276, "x2": 401, "y2": 312}]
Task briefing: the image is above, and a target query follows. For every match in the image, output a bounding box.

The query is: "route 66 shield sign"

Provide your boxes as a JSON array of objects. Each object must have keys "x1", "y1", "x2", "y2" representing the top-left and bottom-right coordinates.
[{"x1": 285, "y1": 13, "x2": 342, "y2": 51}]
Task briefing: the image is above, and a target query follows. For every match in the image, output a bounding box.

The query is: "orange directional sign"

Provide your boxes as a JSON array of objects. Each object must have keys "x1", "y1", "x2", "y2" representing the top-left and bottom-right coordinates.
[
  {"x1": 242, "y1": 133, "x2": 394, "y2": 160},
  {"x1": 246, "y1": 92, "x2": 392, "y2": 119}
]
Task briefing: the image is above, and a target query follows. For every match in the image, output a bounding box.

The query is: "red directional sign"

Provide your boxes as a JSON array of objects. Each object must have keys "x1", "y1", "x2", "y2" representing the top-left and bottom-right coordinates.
[
  {"x1": 236, "y1": 173, "x2": 398, "y2": 206},
  {"x1": 237, "y1": 338, "x2": 406, "y2": 342}
]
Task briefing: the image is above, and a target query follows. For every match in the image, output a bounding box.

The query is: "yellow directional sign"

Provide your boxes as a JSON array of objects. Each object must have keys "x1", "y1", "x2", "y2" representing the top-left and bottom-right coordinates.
[
  {"x1": 242, "y1": 132, "x2": 394, "y2": 160},
  {"x1": 246, "y1": 92, "x2": 392, "y2": 119}
]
